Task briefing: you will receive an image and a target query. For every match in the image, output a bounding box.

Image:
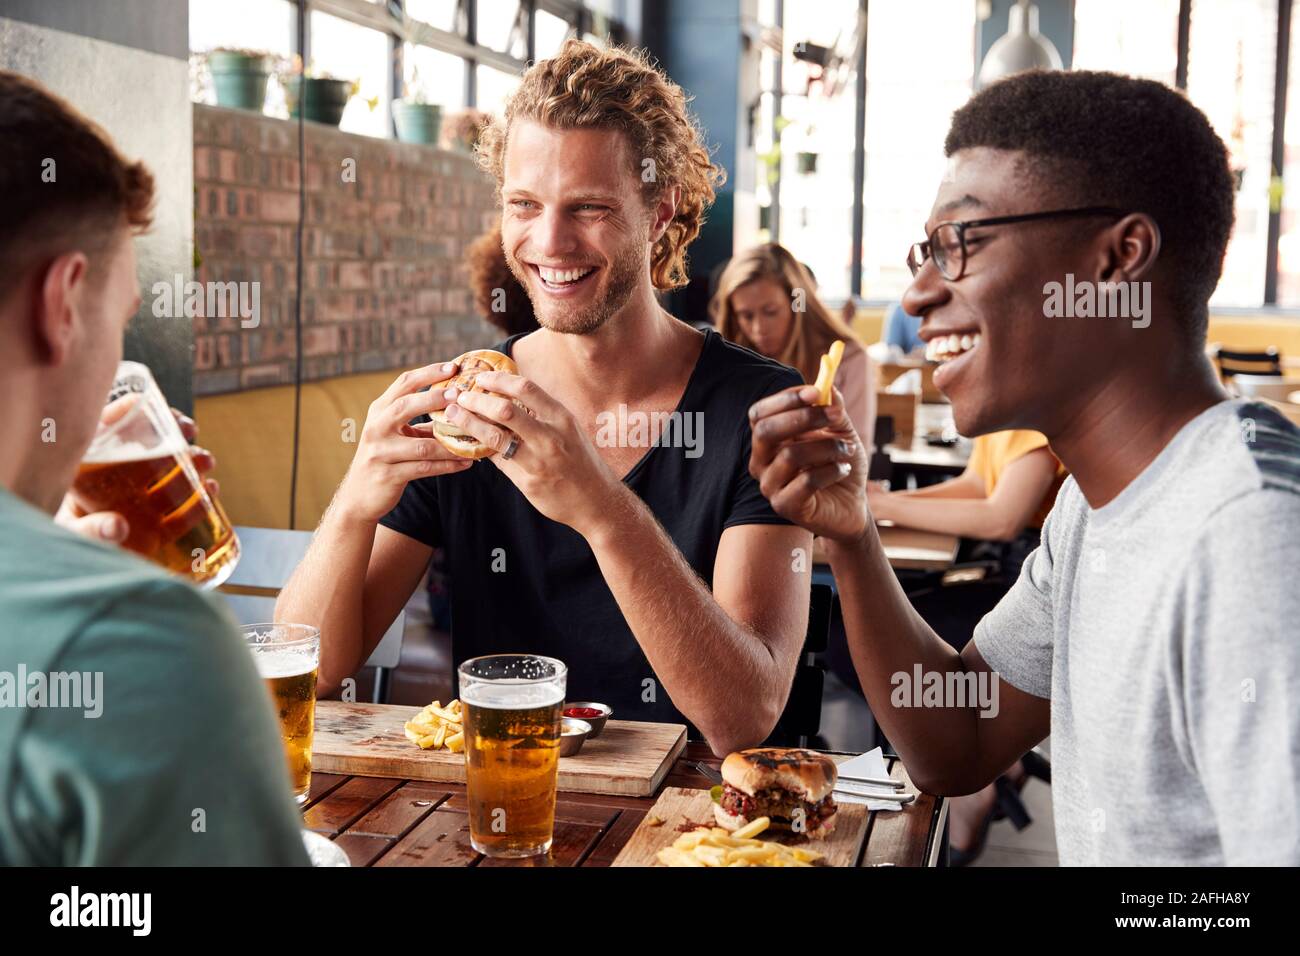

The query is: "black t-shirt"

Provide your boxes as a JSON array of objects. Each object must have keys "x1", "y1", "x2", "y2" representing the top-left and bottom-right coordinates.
[{"x1": 379, "y1": 328, "x2": 801, "y2": 728}]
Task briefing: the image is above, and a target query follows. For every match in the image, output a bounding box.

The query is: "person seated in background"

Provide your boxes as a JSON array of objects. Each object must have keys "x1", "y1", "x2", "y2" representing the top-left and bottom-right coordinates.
[
  {"x1": 869, "y1": 429, "x2": 1064, "y2": 581},
  {"x1": 712, "y1": 242, "x2": 876, "y2": 442},
  {"x1": 0, "y1": 71, "x2": 308, "y2": 865},
  {"x1": 467, "y1": 221, "x2": 538, "y2": 337},
  {"x1": 747, "y1": 69, "x2": 1300, "y2": 865},
  {"x1": 880, "y1": 301, "x2": 924, "y2": 356},
  {"x1": 277, "y1": 40, "x2": 813, "y2": 755},
  {"x1": 867, "y1": 429, "x2": 1065, "y2": 864}
]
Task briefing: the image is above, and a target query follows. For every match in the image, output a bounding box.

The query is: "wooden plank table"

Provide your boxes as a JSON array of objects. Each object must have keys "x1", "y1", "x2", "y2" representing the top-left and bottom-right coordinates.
[{"x1": 301, "y1": 741, "x2": 946, "y2": 867}]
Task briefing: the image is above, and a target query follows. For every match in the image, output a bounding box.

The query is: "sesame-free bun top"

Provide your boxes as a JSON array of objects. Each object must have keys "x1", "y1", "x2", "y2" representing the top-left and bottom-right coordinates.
[
  {"x1": 720, "y1": 748, "x2": 838, "y2": 803},
  {"x1": 428, "y1": 349, "x2": 518, "y2": 459}
]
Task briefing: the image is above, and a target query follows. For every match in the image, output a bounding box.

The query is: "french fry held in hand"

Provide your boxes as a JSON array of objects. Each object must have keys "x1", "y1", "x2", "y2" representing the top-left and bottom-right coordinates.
[
  {"x1": 403, "y1": 698, "x2": 466, "y2": 752},
  {"x1": 811, "y1": 339, "x2": 845, "y2": 406},
  {"x1": 655, "y1": 816, "x2": 824, "y2": 867}
]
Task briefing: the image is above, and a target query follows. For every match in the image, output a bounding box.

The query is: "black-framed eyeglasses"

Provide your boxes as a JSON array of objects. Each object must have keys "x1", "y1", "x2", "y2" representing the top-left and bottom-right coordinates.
[{"x1": 906, "y1": 206, "x2": 1126, "y2": 281}]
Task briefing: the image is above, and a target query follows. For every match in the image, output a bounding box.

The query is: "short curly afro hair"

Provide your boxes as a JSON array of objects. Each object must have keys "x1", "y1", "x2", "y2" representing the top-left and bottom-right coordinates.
[
  {"x1": 477, "y1": 38, "x2": 725, "y2": 291},
  {"x1": 946, "y1": 70, "x2": 1234, "y2": 340}
]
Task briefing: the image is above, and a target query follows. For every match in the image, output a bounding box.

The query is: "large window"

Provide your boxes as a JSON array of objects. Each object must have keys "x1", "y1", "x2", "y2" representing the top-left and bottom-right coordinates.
[
  {"x1": 190, "y1": 0, "x2": 294, "y2": 57},
  {"x1": 405, "y1": 42, "x2": 465, "y2": 109},
  {"x1": 190, "y1": 0, "x2": 601, "y2": 140},
  {"x1": 405, "y1": 0, "x2": 462, "y2": 32},
  {"x1": 310, "y1": 11, "x2": 390, "y2": 138},
  {"x1": 772, "y1": 0, "x2": 861, "y2": 302},
  {"x1": 756, "y1": 0, "x2": 975, "y2": 304},
  {"x1": 1072, "y1": 0, "x2": 1181, "y2": 84},
  {"x1": 860, "y1": 0, "x2": 975, "y2": 301},
  {"x1": 1280, "y1": 3, "x2": 1300, "y2": 305},
  {"x1": 1073, "y1": 0, "x2": 1300, "y2": 310},
  {"x1": 1187, "y1": 0, "x2": 1277, "y2": 308},
  {"x1": 476, "y1": 65, "x2": 521, "y2": 117},
  {"x1": 478, "y1": 0, "x2": 527, "y2": 58},
  {"x1": 756, "y1": 0, "x2": 1300, "y2": 312},
  {"x1": 535, "y1": 9, "x2": 573, "y2": 59}
]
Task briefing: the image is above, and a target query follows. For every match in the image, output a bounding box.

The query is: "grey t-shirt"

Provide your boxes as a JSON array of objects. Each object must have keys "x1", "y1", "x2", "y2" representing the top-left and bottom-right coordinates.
[{"x1": 975, "y1": 399, "x2": 1300, "y2": 866}]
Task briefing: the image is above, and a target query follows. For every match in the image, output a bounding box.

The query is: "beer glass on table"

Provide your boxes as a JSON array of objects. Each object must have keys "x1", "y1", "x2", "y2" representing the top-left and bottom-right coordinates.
[
  {"x1": 71, "y1": 361, "x2": 240, "y2": 588},
  {"x1": 459, "y1": 654, "x2": 566, "y2": 858},
  {"x1": 241, "y1": 624, "x2": 320, "y2": 805}
]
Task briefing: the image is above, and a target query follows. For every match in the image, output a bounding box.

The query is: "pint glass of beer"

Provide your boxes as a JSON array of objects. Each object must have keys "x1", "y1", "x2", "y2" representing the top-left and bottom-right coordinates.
[
  {"x1": 459, "y1": 654, "x2": 566, "y2": 858},
  {"x1": 72, "y1": 361, "x2": 239, "y2": 589},
  {"x1": 242, "y1": 623, "x2": 320, "y2": 804}
]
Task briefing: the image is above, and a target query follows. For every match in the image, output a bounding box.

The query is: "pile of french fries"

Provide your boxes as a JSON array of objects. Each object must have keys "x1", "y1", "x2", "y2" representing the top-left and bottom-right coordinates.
[
  {"x1": 403, "y1": 699, "x2": 465, "y2": 753},
  {"x1": 656, "y1": 816, "x2": 824, "y2": 867}
]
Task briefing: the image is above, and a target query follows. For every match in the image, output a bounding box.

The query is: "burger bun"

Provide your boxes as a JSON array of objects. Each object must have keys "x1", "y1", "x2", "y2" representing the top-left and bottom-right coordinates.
[{"x1": 427, "y1": 349, "x2": 519, "y2": 459}]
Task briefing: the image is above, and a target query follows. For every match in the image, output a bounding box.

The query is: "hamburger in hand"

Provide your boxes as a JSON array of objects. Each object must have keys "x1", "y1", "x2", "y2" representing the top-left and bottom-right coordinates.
[
  {"x1": 714, "y1": 748, "x2": 838, "y2": 839},
  {"x1": 429, "y1": 349, "x2": 520, "y2": 459}
]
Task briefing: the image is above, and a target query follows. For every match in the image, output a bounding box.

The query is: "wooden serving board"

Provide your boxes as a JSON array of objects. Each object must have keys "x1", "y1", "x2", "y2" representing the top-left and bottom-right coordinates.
[
  {"x1": 311, "y1": 701, "x2": 687, "y2": 797},
  {"x1": 611, "y1": 787, "x2": 870, "y2": 867}
]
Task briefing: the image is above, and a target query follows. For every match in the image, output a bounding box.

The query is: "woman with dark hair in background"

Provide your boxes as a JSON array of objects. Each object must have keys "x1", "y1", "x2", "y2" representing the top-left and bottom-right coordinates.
[
  {"x1": 712, "y1": 243, "x2": 875, "y2": 442},
  {"x1": 466, "y1": 222, "x2": 538, "y2": 336}
]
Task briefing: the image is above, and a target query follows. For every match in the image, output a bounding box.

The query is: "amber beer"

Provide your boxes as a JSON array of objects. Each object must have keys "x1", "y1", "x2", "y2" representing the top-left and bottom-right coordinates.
[
  {"x1": 73, "y1": 362, "x2": 239, "y2": 589},
  {"x1": 73, "y1": 447, "x2": 239, "y2": 585},
  {"x1": 242, "y1": 624, "x2": 320, "y2": 804},
  {"x1": 459, "y1": 655, "x2": 566, "y2": 858}
]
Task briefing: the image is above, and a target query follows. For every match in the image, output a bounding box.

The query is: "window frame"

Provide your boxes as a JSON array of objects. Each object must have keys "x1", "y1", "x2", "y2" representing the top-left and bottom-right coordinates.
[{"x1": 254, "y1": 0, "x2": 622, "y2": 131}]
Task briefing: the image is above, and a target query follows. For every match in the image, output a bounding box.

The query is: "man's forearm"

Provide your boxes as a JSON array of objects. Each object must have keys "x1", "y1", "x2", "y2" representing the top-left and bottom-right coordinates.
[
  {"x1": 825, "y1": 523, "x2": 989, "y2": 792},
  {"x1": 886, "y1": 471, "x2": 982, "y2": 501},
  {"x1": 876, "y1": 495, "x2": 1020, "y2": 541},
  {"x1": 582, "y1": 488, "x2": 794, "y2": 755},
  {"x1": 275, "y1": 502, "x2": 377, "y2": 692}
]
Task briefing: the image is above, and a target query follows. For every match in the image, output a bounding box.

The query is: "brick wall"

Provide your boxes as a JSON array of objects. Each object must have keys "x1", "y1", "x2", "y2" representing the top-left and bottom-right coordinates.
[{"x1": 191, "y1": 104, "x2": 499, "y2": 396}]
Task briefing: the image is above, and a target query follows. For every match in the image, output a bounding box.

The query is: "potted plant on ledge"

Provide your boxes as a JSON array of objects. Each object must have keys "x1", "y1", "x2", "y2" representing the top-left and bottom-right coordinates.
[
  {"x1": 393, "y1": 67, "x2": 444, "y2": 145},
  {"x1": 203, "y1": 48, "x2": 274, "y2": 112},
  {"x1": 281, "y1": 56, "x2": 368, "y2": 128}
]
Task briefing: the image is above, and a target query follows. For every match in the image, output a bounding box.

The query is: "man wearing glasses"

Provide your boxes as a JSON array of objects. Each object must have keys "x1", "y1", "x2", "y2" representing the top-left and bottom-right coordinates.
[{"x1": 748, "y1": 69, "x2": 1300, "y2": 865}]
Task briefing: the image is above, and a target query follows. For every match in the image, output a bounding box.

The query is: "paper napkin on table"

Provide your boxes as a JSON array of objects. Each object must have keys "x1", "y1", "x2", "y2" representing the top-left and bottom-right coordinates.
[
  {"x1": 885, "y1": 368, "x2": 922, "y2": 394},
  {"x1": 833, "y1": 747, "x2": 909, "y2": 813}
]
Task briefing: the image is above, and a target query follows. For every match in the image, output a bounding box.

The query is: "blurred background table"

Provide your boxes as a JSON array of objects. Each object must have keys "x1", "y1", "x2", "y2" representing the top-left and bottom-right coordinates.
[
  {"x1": 884, "y1": 402, "x2": 970, "y2": 477},
  {"x1": 812, "y1": 526, "x2": 960, "y2": 573},
  {"x1": 877, "y1": 525, "x2": 962, "y2": 572}
]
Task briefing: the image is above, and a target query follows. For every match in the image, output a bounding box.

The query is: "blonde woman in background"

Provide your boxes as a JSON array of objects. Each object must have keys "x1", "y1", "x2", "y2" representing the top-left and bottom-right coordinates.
[{"x1": 711, "y1": 243, "x2": 875, "y2": 442}]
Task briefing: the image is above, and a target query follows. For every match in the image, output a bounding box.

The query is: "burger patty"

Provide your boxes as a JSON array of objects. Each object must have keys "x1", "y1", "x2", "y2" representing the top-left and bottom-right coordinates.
[{"x1": 720, "y1": 784, "x2": 836, "y2": 830}]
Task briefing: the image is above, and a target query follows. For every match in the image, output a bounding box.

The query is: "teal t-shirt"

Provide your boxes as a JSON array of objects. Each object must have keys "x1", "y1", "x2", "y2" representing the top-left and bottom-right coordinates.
[{"x1": 0, "y1": 487, "x2": 309, "y2": 865}]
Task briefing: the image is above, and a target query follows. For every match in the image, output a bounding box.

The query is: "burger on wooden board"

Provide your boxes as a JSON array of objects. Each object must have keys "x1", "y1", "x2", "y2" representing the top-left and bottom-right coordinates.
[{"x1": 713, "y1": 748, "x2": 838, "y2": 839}]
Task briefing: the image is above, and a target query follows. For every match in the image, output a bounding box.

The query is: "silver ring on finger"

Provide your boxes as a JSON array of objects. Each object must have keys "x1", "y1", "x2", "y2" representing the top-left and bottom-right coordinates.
[{"x1": 501, "y1": 436, "x2": 520, "y2": 461}]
